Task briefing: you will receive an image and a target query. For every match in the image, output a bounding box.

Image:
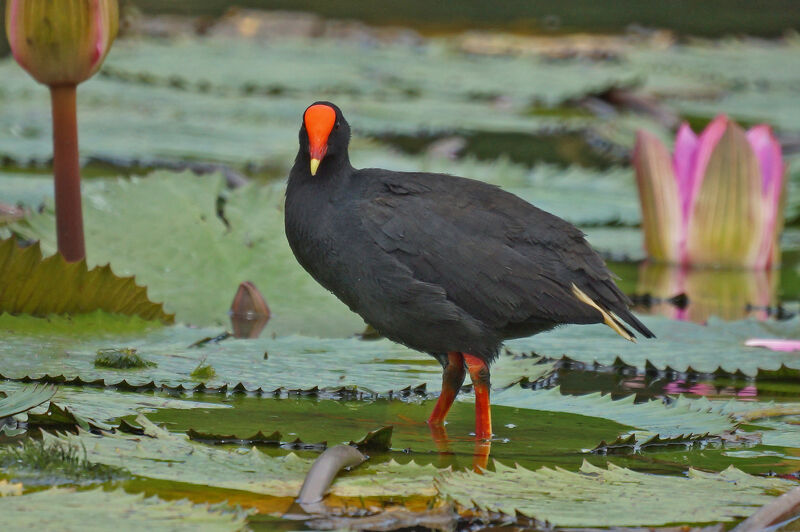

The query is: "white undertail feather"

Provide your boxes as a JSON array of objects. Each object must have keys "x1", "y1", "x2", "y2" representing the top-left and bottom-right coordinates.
[{"x1": 571, "y1": 283, "x2": 636, "y2": 343}]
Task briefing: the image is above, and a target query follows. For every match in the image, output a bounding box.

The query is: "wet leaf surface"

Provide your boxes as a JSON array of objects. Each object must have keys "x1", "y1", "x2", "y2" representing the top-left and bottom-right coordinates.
[
  {"x1": 0, "y1": 384, "x2": 55, "y2": 418},
  {"x1": 0, "y1": 487, "x2": 248, "y2": 531},
  {"x1": 508, "y1": 315, "x2": 800, "y2": 375},
  {"x1": 436, "y1": 461, "x2": 796, "y2": 527}
]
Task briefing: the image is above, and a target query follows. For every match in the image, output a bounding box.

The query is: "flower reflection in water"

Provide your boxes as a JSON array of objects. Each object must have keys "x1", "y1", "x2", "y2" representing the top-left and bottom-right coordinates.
[
  {"x1": 663, "y1": 380, "x2": 758, "y2": 400},
  {"x1": 636, "y1": 262, "x2": 778, "y2": 323}
]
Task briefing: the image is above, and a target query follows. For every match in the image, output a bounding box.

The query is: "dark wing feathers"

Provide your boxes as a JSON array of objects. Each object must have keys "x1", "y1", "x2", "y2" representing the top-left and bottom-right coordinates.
[{"x1": 359, "y1": 170, "x2": 654, "y2": 339}]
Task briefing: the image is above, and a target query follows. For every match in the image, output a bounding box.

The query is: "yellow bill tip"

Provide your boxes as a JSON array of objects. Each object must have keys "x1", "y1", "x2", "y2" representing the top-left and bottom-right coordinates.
[{"x1": 310, "y1": 158, "x2": 321, "y2": 176}]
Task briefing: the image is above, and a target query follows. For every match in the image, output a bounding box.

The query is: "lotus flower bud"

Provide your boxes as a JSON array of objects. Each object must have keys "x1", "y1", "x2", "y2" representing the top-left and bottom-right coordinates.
[
  {"x1": 5, "y1": 0, "x2": 119, "y2": 86},
  {"x1": 634, "y1": 116, "x2": 786, "y2": 269}
]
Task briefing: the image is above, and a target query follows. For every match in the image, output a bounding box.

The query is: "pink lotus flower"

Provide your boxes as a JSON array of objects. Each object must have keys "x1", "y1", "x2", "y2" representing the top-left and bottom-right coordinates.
[{"x1": 634, "y1": 116, "x2": 786, "y2": 269}]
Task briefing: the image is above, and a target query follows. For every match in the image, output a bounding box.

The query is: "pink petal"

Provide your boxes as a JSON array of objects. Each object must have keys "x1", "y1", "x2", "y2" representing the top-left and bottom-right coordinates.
[
  {"x1": 90, "y1": 0, "x2": 112, "y2": 70},
  {"x1": 7, "y1": 1, "x2": 26, "y2": 69},
  {"x1": 672, "y1": 122, "x2": 699, "y2": 221},
  {"x1": 746, "y1": 125, "x2": 784, "y2": 196},
  {"x1": 745, "y1": 339, "x2": 800, "y2": 352},
  {"x1": 681, "y1": 115, "x2": 728, "y2": 263},
  {"x1": 746, "y1": 125, "x2": 785, "y2": 269}
]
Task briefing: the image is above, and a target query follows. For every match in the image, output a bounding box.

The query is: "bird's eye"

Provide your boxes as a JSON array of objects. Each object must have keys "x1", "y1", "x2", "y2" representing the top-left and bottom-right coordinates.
[{"x1": 334, "y1": 121, "x2": 341, "y2": 130}]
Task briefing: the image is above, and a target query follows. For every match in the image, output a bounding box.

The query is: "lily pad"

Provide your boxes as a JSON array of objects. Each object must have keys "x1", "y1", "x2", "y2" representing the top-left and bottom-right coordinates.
[
  {"x1": 508, "y1": 315, "x2": 800, "y2": 376},
  {"x1": 0, "y1": 487, "x2": 248, "y2": 531},
  {"x1": 148, "y1": 394, "x2": 633, "y2": 471},
  {"x1": 435, "y1": 460, "x2": 796, "y2": 527},
  {"x1": 490, "y1": 386, "x2": 737, "y2": 439},
  {"x1": 0, "y1": 316, "x2": 558, "y2": 394},
  {"x1": 0, "y1": 384, "x2": 55, "y2": 418},
  {"x1": 1, "y1": 382, "x2": 229, "y2": 430},
  {"x1": 47, "y1": 415, "x2": 439, "y2": 500},
  {"x1": 0, "y1": 237, "x2": 172, "y2": 323},
  {"x1": 13, "y1": 173, "x2": 360, "y2": 335}
]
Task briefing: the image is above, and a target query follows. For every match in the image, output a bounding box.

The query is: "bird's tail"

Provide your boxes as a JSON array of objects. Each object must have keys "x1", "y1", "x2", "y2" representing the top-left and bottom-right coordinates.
[{"x1": 571, "y1": 284, "x2": 655, "y2": 342}]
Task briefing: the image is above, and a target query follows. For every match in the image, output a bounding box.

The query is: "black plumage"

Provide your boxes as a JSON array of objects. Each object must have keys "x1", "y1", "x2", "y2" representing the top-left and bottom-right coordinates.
[{"x1": 285, "y1": 102, "x2": 654, "y2": 367}]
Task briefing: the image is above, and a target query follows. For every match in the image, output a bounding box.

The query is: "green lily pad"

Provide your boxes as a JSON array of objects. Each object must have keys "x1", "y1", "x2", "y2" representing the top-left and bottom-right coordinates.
[
  {"x1": 435, "y1": 460, "x2": 795, "y2": 527},
  {"x1": 0, "y1": 315, "x2": 558, "y2": 393},
  {"x1": 0, "y1": 487, "x2": 248, "y2": 531},
  {"x1": 508, "y1": 315, "x2": 800, "y2": 376},
  {"x1": 148, "y1": 394, "x2": 633, "y2": 471},
  {"x1": 1, "y1": 382, "x2": 229, "y2": 429},
  {"x1": 490, "y1": 386, "x2": 737, "y2": 439},
  {"x1": 0, "y1": 384, "x2": 55, "y2": 418},
  {"x1": 45, "y1": 416, "x2": 312, "y2": 498},
  {"x1": 751, "y1": 416, "x2": 800, "y2": 448},
  {"x1": 0, "y1": 237, "x2": 172, "y2": 323},
  {"x1": 46, "y1": 415, "x2": 439, "y2": 500},
  {"x1": 13, "y1": 173, "x2": 361, "y2": 335}
]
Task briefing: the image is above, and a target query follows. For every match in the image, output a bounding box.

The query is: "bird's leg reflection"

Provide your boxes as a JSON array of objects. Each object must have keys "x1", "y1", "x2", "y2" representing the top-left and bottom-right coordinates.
[
  {"x1": 428, "y1": 421, "x2": 450, "y2": 450},
  {"x1": 472, "y1": 440, "x2": 491, "y2": 472},
  {"x1": 429, "y1": 422, "x2": 454, "y2": 468}
]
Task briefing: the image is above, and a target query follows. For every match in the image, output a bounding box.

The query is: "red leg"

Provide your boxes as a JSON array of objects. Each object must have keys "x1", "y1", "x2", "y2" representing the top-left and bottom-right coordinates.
[
  {"x1": 427, "y1": 352, "x2": 465, "y2": 425},
  {"x1": 464, "y1": 354, "x2": 492, "y2": 440}
]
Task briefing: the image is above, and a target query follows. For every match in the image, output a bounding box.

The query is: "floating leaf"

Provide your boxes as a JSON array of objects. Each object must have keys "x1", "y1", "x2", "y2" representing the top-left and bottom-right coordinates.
[
  {"x1": 0, "y1": 488, "x2": 248, "y2": 531},
  {"x1": 0, "y1": 384, "x2": 55, "y2": 417},
  {"x1": 435, "y1": 460, "x2": 795, "y2": 527},
  {"x1": 490, "y1": 386, "x2": 736, "y2": 439},
  {"x1": 46, "y1": 416, "x2": 312, "y2": 498},
  {"x1": 25, "y1": 402, "x2": 113, "y2": 432},
  {"x1": 13, "y1": 173, "x2": 360, "y2": 335},
  {"x1": 0, "y1": 237, "x2": 172, "y2": 323},
  {"x1": 47, "y1": 415, "x2": 439, "y2": 500},
  {"x1": 508, "y1": 315, "x2": 800, "y2": 376},
  {"x1": 0, "y1": 316, "x2": 555, "y2": 394},
  {"x1": 350, "y1": 426, "x2": 393, "y2": 452},
  {"x1": 751, "y1": 416, "x2": 800, "y2": 449}
]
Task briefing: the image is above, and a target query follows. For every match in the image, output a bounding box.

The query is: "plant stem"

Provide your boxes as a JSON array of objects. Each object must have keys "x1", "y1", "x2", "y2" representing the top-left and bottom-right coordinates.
[{"x1": 50, "y1": 84, "x2": 85, "y2": 262}]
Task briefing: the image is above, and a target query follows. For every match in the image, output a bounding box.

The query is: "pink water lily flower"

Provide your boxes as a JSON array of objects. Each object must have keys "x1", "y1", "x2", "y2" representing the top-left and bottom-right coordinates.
[{"x1": 634, "y1": 116, "x2": 786, "y2": 269}]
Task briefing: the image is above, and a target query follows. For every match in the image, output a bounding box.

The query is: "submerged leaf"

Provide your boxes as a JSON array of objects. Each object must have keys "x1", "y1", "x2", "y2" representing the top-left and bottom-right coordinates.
[
  {"x1": 435, "y1": 460, "x2": 795, "y2": 527},
  {"x1": 0, "y1": 488, "x2": 248, "y2": 531},
  {"x1": 0, "y1": 237, "x2": 172, "y2": 323},
  {"x1": 0, "y1": 439, "x2": 124, "y2": 484}
]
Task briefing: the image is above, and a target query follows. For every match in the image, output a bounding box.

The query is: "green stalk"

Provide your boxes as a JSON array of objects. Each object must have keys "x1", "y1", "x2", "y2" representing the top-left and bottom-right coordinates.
[{"x1": 49, "y1": 84, "x2": 85, "y2": 262}]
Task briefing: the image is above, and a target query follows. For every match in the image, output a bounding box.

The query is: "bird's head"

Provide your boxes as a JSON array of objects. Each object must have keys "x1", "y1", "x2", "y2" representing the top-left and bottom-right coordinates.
[{"x1": 300, "y1": 101, "x2": 350, "y2": 176}]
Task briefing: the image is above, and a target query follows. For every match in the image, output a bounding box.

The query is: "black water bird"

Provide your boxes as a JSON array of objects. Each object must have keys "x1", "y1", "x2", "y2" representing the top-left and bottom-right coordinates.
[{"x1": 285, "y1": 102, "x2": 654, "y2": 439}]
